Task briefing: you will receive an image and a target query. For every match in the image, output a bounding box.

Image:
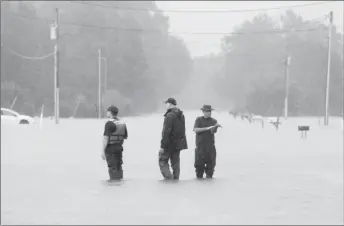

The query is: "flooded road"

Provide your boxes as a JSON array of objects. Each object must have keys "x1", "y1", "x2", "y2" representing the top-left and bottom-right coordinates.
[{"x1": 1, "y1": 112, "x2": 343, "y2": 224}]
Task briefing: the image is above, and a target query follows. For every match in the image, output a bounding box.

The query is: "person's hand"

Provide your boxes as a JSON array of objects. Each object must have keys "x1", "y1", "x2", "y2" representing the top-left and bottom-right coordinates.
[
  {"x1": 101, "y1": 152, "x2": 106, "y2": 160},
  {"x1": 215, "y1": 123, "x2": 222, "y2": 128}
]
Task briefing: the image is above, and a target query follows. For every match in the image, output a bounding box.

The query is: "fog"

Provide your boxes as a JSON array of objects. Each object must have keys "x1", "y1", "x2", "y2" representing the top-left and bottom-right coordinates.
[
  {"x1": 1, "y1": 1, "x2": 343, "y2": 117},
  {"x1": 1, "y1": 1, "x2": 344, "y2": 224}
]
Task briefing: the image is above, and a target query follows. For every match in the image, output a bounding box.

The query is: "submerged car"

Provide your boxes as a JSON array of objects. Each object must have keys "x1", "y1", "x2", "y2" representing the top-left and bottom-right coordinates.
[{"x1": 1, "y1": 108, "x2": 35, "y2": 124}]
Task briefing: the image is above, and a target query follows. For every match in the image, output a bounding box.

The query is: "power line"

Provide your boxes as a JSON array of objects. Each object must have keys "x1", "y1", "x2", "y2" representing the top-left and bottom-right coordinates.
[
  {"x1": 8, "y1": 12, "x2": 327, "y2": 36},
  {"x1": 6, "y1": 47, "x2": 55, "y2": 60},
  {"x1": 70, "y1": 1, "x2": 333, "y2": 14},
  {"x1": 61, "y1": 21, "x2": 325, "y2": 36}
]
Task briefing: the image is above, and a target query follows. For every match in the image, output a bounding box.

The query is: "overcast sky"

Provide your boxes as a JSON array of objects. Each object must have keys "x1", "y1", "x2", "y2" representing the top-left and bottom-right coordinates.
[{"x1": 156, "y1": 1, "x2": 344, "y2": 57}]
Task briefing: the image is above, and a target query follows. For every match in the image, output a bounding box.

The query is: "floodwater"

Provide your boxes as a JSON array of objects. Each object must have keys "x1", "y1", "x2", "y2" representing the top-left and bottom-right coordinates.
[{"x1": 1, "y1": 112, "x2": 343, "y2": 224}]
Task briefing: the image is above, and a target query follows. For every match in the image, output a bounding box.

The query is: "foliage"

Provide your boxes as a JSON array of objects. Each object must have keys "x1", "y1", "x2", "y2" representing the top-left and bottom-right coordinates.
[
  {"x1": 214, "y1": 10, "x2": 343, "y2": 116},
  {"x1": 0, "y1": 1, "x2": 192, "y2": 117}
]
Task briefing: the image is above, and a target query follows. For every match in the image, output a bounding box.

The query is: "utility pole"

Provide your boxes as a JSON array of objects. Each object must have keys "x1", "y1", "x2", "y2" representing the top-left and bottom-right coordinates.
[
  {"x1": 284, "y1": 55, "x2": 291, "y2": 120},
  {"x1": 98, "y1": 48, "x2": 102, "y2": 119},
  {"x1": 102, "y1": 57, "x2": 108, "y2": 94},
  {"x1": 1, "y1": 1, "x2": 4, "y2": 48},
  {"x1": 52, "y1": 8, "x2": 60, "y2": 124},
  {"x1": 340, "y1": 35, "x2": 344, "y2": 120},
  {"x1": 325, "y1": 11, "x2": 333, "y2": 126}
]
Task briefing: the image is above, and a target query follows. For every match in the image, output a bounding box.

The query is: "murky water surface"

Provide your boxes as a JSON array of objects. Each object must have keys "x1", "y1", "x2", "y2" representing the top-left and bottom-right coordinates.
[{"x1": 1, "y1": 112, "x2": 343, "y2": 224}]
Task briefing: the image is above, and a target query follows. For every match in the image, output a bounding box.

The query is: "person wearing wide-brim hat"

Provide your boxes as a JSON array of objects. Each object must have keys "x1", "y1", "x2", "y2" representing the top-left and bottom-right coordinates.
[
  {"x1": 201, "y1": 105, "x2": 214, "y2": 111},
  {"x1": 193, "y1": 104, "x2": 222, "y2": 179}
]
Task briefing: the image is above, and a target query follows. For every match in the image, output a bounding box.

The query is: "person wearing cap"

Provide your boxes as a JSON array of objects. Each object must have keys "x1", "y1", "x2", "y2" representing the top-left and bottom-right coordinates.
[
  {"x1": 159, "y1": 97, "x2": 188, "y2": 180},
  {"x1": 193, "y1": 105, "x2": 221, "y2": 179},
  {"x1": 101, "y1": 105, "x2": 128, "y2": 181}
]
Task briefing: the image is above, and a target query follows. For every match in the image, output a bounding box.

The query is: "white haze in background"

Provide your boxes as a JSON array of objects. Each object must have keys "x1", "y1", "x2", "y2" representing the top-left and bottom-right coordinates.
[{"x1": 156, "y1": 1, "x2": 344, "y2": 57}]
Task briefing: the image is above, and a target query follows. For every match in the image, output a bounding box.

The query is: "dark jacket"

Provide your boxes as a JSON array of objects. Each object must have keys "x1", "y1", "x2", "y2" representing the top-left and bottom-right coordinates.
[{"x1": 160, "y1": 107, "x2": 188, "y2": 150}]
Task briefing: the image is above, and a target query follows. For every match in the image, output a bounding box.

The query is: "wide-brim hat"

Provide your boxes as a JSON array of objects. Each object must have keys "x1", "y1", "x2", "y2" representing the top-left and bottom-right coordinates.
[{"x1": 201, "y1": 105, "x2": 214, "y2": 111}]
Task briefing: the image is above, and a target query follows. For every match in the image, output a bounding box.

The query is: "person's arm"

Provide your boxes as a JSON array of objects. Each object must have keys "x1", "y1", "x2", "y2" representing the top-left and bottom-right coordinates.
[
  {"x1": 194, "y1": 127, "x2": 213, "y2": 133},
  {"x1": 210, "y1": 119, "x2": 219, "y2": 134},
  {"x1": 193, "y1": 117, "x2": 214, "y2": 133},
  {"x1": 102, "y1": 137, "x2": 109, "y2": 153},
  {"x1": 181, "y1": 114, "x2": 187, "y2": 138},
  {"x1": 160, "y1": 114, "x2": 173, "y2": 149},
  {"x1": 124, "y1": 126, "x2": 128, "y2": 139}
]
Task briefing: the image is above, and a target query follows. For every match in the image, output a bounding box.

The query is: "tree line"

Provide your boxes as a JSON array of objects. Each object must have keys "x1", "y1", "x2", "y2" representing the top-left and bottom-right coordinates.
[
  {"x1": 1, "y1": 2, "x2": 342, "y2": 117},
  {"x1": 181, "y1": 10, "x2": 343, "y2": 117},
  {"x1": 1, "y1": 1, "x2": 193, "y2": 117}
]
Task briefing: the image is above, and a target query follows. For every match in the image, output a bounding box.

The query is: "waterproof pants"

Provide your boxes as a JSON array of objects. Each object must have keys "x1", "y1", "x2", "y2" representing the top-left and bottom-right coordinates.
[
  {"x1": 194, "y1": 144, "x2": 216, "y2": 178},
  {"x1": 158, "y1": 148, "x2": 180, "y2": 180},
  {"x1": 105, "y1": 144, "x2": 123, "y2": 180}
]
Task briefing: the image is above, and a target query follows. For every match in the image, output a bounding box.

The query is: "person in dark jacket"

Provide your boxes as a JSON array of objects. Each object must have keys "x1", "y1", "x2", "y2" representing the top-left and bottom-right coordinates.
[
  {"x1": 102, "y1": 105, "x2": 128, "y2": 181},
  {"x1": 159, "y1": 97, "x2": 188, "y2": 180},
  {"x1": 193, "y1": 105, "x2": 221, "y2": 179}
]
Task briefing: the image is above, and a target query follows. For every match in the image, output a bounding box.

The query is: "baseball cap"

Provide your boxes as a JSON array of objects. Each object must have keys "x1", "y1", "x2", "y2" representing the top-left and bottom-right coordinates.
[
  {"x1": 164, "y1": 97, "x2": 177, "y2": 105},
  {"x1": 107, "y1": 105, "x2": 118, "y2": 115}
]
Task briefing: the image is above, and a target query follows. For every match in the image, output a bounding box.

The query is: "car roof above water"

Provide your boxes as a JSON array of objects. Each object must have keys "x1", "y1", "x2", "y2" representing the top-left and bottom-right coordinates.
[{"x1": 1, "y1": 108, "x2": 20, "y2": 116}]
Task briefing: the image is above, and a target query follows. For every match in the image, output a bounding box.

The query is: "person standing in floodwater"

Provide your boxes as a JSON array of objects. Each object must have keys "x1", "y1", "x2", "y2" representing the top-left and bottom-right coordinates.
[
  {"x1": 159, "y1": 97, "x2": 188, "y2": 180},
  {"x1": 193, "y1": 105, "x2": 222, "y2": 179},
  {"x1": 101, "y1": 105, "x2": 128, "y2": 181}
]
